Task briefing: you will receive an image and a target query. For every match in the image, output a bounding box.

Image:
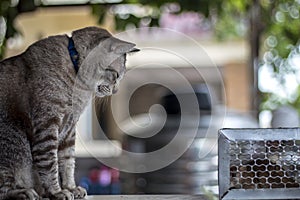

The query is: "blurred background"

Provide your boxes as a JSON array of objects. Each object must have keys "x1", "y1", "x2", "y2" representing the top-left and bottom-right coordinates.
[{"x1": 1, "y1": 0, "x2": 300, "y2": 197}]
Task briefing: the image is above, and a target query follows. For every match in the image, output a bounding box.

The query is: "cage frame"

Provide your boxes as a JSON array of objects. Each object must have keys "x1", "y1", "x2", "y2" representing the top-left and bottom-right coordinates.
[{"x1": 218, "y1": 128, "x2": 300, "y2": 200}]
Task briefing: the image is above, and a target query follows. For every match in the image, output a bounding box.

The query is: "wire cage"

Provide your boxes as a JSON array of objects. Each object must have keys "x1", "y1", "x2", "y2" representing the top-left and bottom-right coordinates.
[{"x1": 218, "y1": 128, "x2": 300, "y2": 199}]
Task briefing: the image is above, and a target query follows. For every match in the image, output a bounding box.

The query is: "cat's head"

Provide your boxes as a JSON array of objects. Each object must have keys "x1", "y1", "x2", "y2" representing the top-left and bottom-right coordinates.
[{"x1": 71, "y1": 27, "x2": 138, "y2": 97}]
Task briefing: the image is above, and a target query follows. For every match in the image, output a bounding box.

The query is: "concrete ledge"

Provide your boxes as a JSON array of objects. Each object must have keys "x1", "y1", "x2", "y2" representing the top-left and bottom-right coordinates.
[{"x1": 86, "y1": 195, "x2": 208, "y2": 200}]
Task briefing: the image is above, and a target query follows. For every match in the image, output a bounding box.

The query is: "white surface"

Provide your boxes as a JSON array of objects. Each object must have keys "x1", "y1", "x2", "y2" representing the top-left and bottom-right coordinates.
[
  {"x1": 75, "y1": 139, "x2": 121, "y2": 158},
  {"x1": 75, "y1": 99, "x2": 122, "y2": 158},
  {"x1": 124, "y1": 37, "x2": 248, "y2": 68}
]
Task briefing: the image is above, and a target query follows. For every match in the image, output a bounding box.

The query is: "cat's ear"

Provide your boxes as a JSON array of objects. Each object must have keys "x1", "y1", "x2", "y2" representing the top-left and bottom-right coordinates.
[
  {"x1": 110, "y1": 37, "x2": 137, "y2": 54},
  {"x1": 129, "y1": 48, "x2": 140, "y2": 53}
]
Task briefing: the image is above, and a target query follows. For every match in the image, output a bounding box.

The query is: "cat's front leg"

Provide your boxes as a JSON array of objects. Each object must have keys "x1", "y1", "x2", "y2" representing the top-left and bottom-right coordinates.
[
  {"x1": 58, "y1": 129, "x2": 87, "y2": 199},
  {"x1": 32, "y1": 123, "x2": 74, "y2": 200}
]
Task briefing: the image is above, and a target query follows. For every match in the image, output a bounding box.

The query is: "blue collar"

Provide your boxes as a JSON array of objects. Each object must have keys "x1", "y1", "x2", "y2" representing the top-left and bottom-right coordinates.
[{"x1": 68, "y1": 37, "x2": 79, "y2": 73}]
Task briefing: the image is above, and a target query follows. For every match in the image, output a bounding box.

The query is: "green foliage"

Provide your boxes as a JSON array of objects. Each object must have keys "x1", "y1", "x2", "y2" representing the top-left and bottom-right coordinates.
[
  {"x1": 91, "y1": 4, "x2": 107, "y2": 25},
  {"x1": 214, "y1": 0, "x2": 251, "y2": 40},
  {"x1": 201, "y1": 186, "x2": 218, "y2": 200},
  {"x1": 0, "y1": 0, "x2": 36, "y2": 60},
  {"x1": 115, "y1": 14, "x2": 141, "y2": 30},
  {"x1": 0, "y1": 0, "x2": 18, "y2": 60},
  {"x1": 214, "y1": 13, "x2": 245, "y2": 41},
  {"x1": 93, "y1": 0, "x2": 251, "y2": 39},
  {"x1": 91, "y1": 0, "x2": 227, "y2": 31},
  {"x1": 260, "y1": 0, "x2": 300, "y2": 112},
  {"x1": 262, "y1": 1, "x2": 300, "y2": 58}
]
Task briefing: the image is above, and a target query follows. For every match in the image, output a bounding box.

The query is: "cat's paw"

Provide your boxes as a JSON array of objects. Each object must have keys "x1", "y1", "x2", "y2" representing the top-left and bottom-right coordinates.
[
  {"x1": 7, "y1": 188, "x2": 40, "y2": 200},
  {"x1": 50, "y1": 189, "x2": 74, "y2": 200},
  {"x1": 69, "y1": 186, "x2": 87, "y2": 199}
]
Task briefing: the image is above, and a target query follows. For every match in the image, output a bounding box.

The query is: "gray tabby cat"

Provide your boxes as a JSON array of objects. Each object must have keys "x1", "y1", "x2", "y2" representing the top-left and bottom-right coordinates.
[{"x1": 0, "y1": 26, "x2": 137, "y2": 200}]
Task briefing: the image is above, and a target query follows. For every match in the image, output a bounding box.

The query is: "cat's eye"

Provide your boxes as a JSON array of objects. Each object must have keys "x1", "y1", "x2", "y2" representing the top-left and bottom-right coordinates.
[{"x1": 105, "y1": 68, "x2": 119, "y2": 79}]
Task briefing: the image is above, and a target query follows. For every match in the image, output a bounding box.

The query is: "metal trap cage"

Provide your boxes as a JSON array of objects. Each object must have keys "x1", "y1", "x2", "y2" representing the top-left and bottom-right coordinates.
[{"x1": 219, "y1": 128, "x2": 300, "y2": 199}]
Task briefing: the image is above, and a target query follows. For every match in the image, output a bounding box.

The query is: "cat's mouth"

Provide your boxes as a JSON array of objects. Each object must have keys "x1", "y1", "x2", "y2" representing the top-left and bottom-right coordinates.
[
  {"x1": 96, "y1": 84, "x2": 118, "y2": 97},
  {"x1": 98, "y1": 85, "x2": 110, "y2": 93}
]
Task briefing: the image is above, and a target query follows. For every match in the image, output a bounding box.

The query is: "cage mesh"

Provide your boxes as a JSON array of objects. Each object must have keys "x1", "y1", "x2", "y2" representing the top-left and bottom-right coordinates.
[{"x1": 229, "y1": 140, "x2": 300, "y2": 190}]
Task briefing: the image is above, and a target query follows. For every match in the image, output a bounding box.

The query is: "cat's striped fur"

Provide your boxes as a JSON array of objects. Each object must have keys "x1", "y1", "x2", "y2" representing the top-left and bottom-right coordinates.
[{"x1": 0, "y1": 27, "x2": 136, "y2": 200}]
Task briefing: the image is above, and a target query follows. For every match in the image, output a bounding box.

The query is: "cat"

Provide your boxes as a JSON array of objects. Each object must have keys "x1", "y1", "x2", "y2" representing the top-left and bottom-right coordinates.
[{"x1": 0, "y1": 26, "x2": 138, "y2": 200}]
